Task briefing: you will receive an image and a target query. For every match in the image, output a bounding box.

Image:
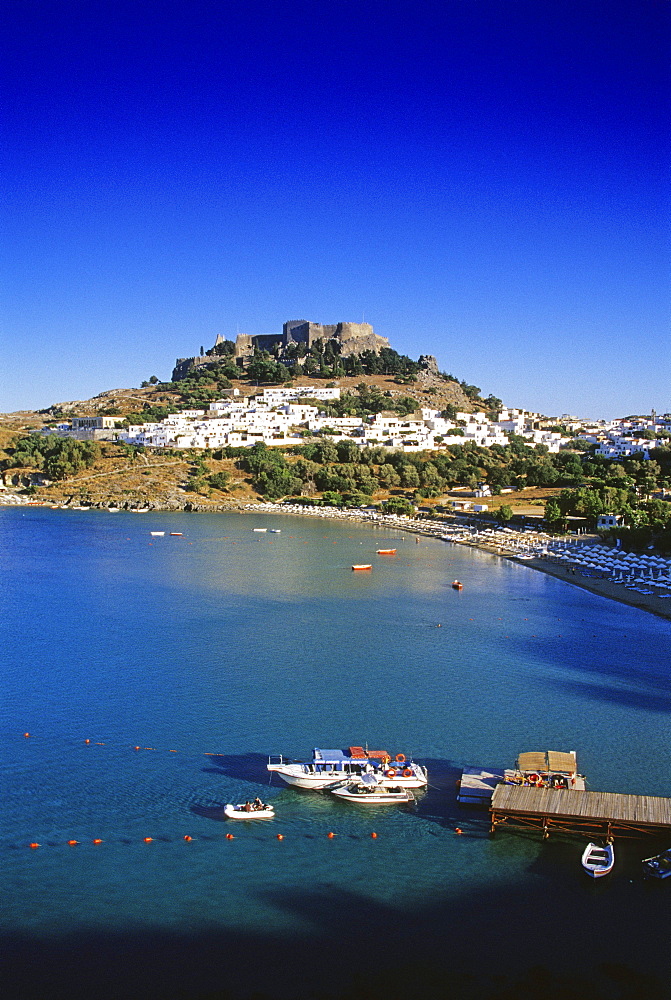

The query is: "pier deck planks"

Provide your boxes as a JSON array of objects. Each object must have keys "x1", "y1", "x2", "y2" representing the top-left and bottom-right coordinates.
[{"x1": 490, "y1": 784, "x2": 671, "y2": 838}]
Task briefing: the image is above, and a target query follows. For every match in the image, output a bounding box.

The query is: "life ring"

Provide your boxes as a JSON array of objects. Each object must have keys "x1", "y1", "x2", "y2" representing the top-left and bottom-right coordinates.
[
  {"x1": 527, "y1": 773, "x2": 541, "y2": 784},
  {"x1": 385, "y1": 768, "x2": 397, "y2": 778},
  {"x1": 402, "y1": 768, "x2": 412, "y2": 777},
  {"x1": 395, "y1": 754, "x2": 406, "y2": 763}
]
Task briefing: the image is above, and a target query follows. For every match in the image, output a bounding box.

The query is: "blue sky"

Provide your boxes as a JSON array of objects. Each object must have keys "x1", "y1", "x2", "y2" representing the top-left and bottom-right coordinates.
[{"x1": 2, "y1": 0, "x2": 668, "y2": 418}]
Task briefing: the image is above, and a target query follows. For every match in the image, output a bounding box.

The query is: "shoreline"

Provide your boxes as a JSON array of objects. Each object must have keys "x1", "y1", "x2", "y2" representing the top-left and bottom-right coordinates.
[
  {"x1": 5, "y1": 495, "x2": 671, "y2": 623},
  {"x1": 511, "y1": 554, "x2": 671, "y2": 623}
]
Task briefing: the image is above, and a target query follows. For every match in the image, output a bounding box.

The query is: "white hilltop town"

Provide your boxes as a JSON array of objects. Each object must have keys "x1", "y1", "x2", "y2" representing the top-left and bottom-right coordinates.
[
  {"x1": 42, "y1": 385, "x2": 670, "y2": 460},
  {"x1": 36, "y1": 316, "x2": 669, "y2": 459}
]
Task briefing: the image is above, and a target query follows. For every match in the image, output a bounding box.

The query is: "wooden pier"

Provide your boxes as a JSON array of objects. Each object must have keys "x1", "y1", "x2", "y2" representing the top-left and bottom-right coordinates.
[{"x1": 490, "y1": 783, "x2": 671, "y2": 840}]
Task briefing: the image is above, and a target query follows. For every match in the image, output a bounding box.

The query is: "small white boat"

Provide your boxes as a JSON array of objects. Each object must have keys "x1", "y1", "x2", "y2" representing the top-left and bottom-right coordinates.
[
  {"x1": 150, "y1": 531, "x2": 165, "y2": 537},
  {"x1": 170, "y1": 532, "x2": 183, "y2": 536},
  {"x1": 253, "y1": 528, "x2": 268, "y2": 533},
  {"x1": 269, "y1": 529, "x2": 281, "y2": 533},
  {"x1": 224, "y1": 802, "x2": 275, "y2": 820},
  {"x1": 582, "y1": 841, "x2": 614, "y2": 877},
  {"x1": 331, "y1": 774, "x2": 414, "y2": 805}
]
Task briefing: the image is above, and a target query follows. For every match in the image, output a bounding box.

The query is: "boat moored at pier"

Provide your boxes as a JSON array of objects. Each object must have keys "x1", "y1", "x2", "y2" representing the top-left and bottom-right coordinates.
[
  {"x1": 642, "y1": 848, "x2": 671, "y2": 878},
  {"x1": 330, "y1": 773, "x2": 415, "y2": 805},
  {"x1": 267, "y1": 746, "x2": 428, "y2": 790},
  {"x1": 582, "y1": 840, "x2": 614, "y2": 877}
]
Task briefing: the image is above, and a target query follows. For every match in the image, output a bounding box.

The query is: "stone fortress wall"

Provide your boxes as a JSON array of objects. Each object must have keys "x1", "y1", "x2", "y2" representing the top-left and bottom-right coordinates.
[{"x1": 173, "y1": 319, "x2": 390, "y2": 379}]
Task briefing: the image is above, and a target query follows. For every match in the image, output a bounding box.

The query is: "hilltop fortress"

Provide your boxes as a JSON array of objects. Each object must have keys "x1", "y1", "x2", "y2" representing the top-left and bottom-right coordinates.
[{"x1": 173, "y1": 319, "x2": 390, "y2": 380}]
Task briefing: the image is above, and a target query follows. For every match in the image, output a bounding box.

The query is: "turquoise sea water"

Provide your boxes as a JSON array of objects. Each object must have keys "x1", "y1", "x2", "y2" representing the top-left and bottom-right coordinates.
[{"x1": 1, "y1": 507, "x2": 670, "y2": 999}]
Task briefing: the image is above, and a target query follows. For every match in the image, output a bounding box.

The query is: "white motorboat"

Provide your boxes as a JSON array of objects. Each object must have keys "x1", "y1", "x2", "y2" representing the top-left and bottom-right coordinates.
[
  {"x1": 582, "y1": 840, "x2": 614, "y2": 877},
  {"x1": 642, "y1": 848, "x2": 671, "y2": 879},
  {"x1": 330, "y1": 774, "x2": 414, "y2": 805},
  {"x1": 224, "y1": 801, "x2": 275, "y2": 820},
  {"x1": 253, "y1": 528, "x2": 268, "y2": 533},
  {"x1": 267, "y1": 746, "x2": 428, "y2": 790},
  {"x1": 150, "y1": 531, "x2": 165, "y2": 536}
]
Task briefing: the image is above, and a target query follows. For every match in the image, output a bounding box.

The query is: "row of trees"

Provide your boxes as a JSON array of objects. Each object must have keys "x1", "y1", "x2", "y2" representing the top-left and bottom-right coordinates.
[
  {"x1": 545, "y1": 487, "x2": 671, "y2": 551},
  {"x1": 226, "y1": 437, "x2": 599, "y2": 502},
  {"x1": 3, "y1": 435, "x2": 101, "y2": 480}
]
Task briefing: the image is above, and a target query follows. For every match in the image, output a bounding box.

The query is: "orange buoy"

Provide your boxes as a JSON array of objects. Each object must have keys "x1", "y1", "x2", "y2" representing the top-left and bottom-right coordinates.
[
  {"x1": 327, "y1": 831, "x2": 335, "y2": 839},
  {"x1": 276, "y1": 834, "x2": 284, "y2": 840},
  {"x1": 68, "y1": 840, "x2": 79, "y2": 846},
  {"x1": 92, "y1": 839, "x2": 103, "y2": 844},
  {"x1": 85, "y1": 739, "x2": 91, "y2": 744},
  {"x1": 225, "y1": 833, "x2": 234, "y2": 840},
  {"x1": 29, "y1": 842, "x2": 40, "y2": 849},
  {"x1": 371, "y1": 832, "x2": 378, "y2": 839},
  {"x1": 455, "y1": 827, "x2": 463, "y2": 835},
  {"x1": 183, "y1": 835, "x2": 193, "y2": 842},
  {"x1": 134, "y1": 746, "x2": 141, "y2": 751},
  {"x1": 143, "y1": 837, "x2": 153, "y2": 843},
  {"x1": 24, "y1": 733, "x2": 30, "y2": 738}
]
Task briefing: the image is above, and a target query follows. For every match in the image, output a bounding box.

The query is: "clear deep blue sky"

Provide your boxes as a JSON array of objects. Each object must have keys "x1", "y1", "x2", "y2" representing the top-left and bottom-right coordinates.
[{"x1": 2, "y1": 0, "x2": 668, "y2": 418}]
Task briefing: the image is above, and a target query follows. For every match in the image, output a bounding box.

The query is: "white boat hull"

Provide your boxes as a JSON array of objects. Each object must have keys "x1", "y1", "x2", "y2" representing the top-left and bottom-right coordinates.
[
  {"x1": 224, "y1": 803, "x2": 274, "y2": 820},
  {"x1": 267, "y1": 763, "x2": 427, "y2": 790},
  {"x1": 331, "y1": 786, "x2": 414, "y2": 805},
  {"x1": 582, "y1": 842, "x2": 614, "y2": 877}
]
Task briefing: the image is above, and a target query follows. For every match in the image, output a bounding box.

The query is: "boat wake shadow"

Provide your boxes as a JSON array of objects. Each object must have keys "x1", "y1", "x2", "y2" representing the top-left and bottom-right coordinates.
[
  {"x1": 202, "y1": 752, "x2": 270, "y2": 782},
  {"x1": 189, "y1": 803, "x2": 228, "y2": 822}
]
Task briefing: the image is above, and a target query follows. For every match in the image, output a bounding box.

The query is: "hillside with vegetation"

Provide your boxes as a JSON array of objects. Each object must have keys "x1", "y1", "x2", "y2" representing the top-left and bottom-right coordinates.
[{"x1": 2, "y1": 348, "x2": 670, "y2": 550}]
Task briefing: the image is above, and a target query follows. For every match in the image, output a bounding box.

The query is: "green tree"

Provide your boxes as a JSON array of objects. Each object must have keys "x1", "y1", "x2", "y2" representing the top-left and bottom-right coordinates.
[
  {"x1": 544, "y1": 498, "x2": 566, "y2": 529},
  {"x1": 208, "y1": 471, "x2": 230, "y2": 490},
  {"x1": 383, "y1": 497, "x2": 416, "y2": 515},
  {"x1": 378, "y1": 463, "x2": 401, "y2": 488},
  {"x1": 399, "y1": 464, "x2": 421, "y2": 489},
  {"x1": 496, "y1": 505, "x2": 514, "y2": 524}
]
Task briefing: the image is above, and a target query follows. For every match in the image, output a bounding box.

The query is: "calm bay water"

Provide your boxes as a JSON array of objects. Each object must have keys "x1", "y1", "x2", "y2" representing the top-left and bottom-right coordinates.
[{"x1": 1, "y1": 507, "x2": 670, "y2": 999}]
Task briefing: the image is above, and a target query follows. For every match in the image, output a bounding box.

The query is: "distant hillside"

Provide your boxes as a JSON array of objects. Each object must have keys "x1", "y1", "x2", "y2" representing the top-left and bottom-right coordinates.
[{"x1": 0, "y1": 351, "x2": 505, "y2": 509}]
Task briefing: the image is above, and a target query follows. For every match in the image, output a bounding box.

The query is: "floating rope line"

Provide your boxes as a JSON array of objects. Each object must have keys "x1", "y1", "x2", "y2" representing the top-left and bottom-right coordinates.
[
  {"x1": 14, "y1": 732, "x2": 226, "y2": 758},
  {"x1": 14, "y1": 830, "x2": 382, "y2": 850}
]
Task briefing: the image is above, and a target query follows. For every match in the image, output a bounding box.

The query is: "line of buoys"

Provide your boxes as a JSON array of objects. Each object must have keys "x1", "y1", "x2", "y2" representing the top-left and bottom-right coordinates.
[
  {"x1": 21, "y1": 829, "x2": 386, "y2": 849},
  {"x1": 20, "y1": 732, "x2": 227, "y2": 758}
]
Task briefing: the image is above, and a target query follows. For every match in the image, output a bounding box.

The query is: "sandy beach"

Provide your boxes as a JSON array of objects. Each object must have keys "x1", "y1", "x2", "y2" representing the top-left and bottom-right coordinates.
[{"x1": 518, "y1": 555, "x2": 671, "y2": 622}]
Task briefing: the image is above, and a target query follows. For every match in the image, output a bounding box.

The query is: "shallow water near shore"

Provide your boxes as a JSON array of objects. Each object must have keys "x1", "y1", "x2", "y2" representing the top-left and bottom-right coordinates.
[{"x1": 2, "y1": 507, "x2": 670, "y2": 998}]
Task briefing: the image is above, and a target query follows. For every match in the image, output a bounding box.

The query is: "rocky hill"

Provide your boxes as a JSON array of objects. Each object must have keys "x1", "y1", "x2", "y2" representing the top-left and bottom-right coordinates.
[{"x1": 0, "y1": 365, "x2": 485, "y2": 509}]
